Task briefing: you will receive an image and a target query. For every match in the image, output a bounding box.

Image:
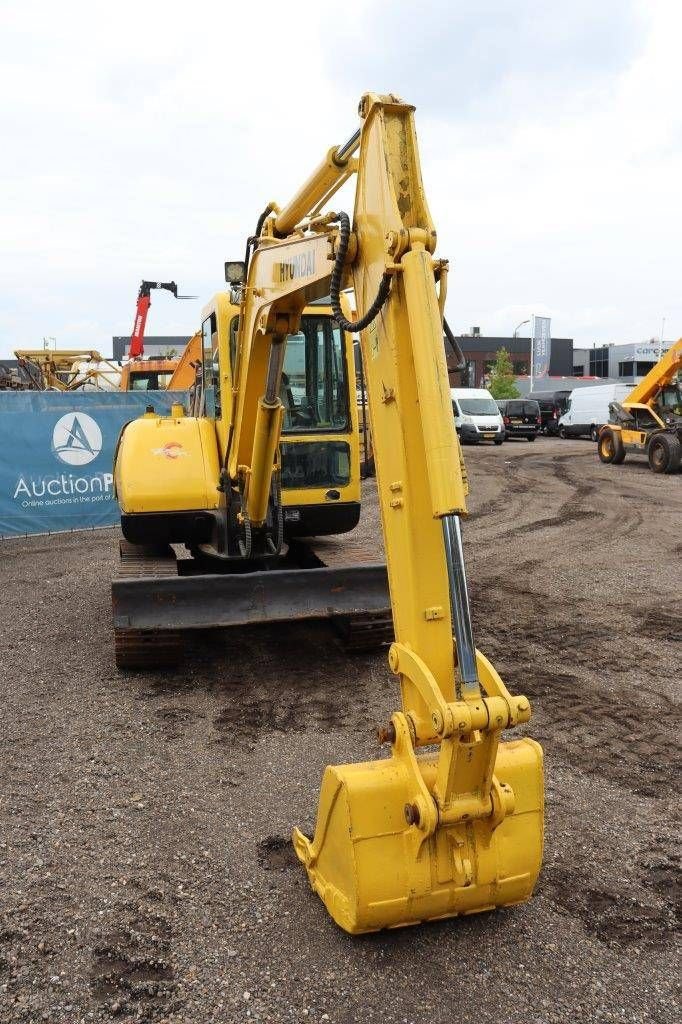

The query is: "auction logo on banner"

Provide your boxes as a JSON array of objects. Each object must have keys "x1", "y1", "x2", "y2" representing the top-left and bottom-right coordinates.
[
  {"x1": 52, "y1": 412, "x2": 103, "y2": 466},
  {"x1": 532, "y1": 316, "x2": 552, "y2": 380}
]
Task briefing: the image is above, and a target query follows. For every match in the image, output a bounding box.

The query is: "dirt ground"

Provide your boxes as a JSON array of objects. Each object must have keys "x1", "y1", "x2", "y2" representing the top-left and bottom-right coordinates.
[{"x1": 1, "y1": 438, "x2": 679, "y2": 1024}]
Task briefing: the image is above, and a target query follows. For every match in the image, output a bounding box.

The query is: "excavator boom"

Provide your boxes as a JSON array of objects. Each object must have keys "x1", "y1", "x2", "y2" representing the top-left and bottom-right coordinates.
[
  {"x1": 221, "y1": 93, "x2": 543, "y2": 933},
  {"x1": 113, "y1": 94, "x2": 544, "y2": 934}
]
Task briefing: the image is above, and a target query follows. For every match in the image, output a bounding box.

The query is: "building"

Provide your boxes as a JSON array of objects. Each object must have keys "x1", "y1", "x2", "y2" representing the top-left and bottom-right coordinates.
[
  {"x1": 572, "y1": 340, "x2": 675, "y2": 383},
  {"x1": 112, "y1": 335, "x2": 190, "y2": 361},
  {"x1": 446, "y1": 333, "x2": 573, "y2": 387}
]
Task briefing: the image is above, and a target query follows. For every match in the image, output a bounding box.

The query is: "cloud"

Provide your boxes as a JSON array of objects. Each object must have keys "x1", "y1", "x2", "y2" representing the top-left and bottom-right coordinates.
[{"x1": 0, "y1": 0, "x2": 680, "y2": 358}]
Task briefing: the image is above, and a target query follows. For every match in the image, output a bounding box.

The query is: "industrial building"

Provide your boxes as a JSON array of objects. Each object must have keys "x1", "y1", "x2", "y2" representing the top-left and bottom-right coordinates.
[
  {"x1": 112, "y1": 335, "x2": 190, "y2": 361},
  {"x1": 572, "y1": 340, "x2": 676, "y2": 383},
  {"x1": 446, "y1": 331, "x2": 574, "y2": 386}
]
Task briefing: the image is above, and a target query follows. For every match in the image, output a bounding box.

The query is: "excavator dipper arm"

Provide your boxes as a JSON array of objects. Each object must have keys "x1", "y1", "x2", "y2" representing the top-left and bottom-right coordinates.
[{"x1": 227, "y1": 94, "x2": 544, "y2": 932}]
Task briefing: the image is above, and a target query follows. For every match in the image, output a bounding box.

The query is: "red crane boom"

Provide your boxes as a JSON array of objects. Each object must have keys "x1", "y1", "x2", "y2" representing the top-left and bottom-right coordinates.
[{"x1": 129, "y1": 280, "x2": 196, "y2": 358}]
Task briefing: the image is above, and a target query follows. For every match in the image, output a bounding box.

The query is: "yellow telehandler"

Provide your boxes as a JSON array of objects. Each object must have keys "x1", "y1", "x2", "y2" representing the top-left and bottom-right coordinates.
[
  {"x1": 113, "y1": 92, "x2": 544, "y2": 933},
  {"x1": 598, "y1": 338, "x2": 682, "y2": 473}
]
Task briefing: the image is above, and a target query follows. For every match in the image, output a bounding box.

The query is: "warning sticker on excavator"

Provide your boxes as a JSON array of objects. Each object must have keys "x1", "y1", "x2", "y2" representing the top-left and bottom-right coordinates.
[{"x1": 368, "y1": 320, "x2": 379, "y2": 360}]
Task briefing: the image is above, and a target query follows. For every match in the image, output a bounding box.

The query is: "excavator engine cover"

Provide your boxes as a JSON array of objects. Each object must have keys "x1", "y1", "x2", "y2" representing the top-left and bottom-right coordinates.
[{"x1": 294, "y1": 719, "x2": 543, "y2": 934}]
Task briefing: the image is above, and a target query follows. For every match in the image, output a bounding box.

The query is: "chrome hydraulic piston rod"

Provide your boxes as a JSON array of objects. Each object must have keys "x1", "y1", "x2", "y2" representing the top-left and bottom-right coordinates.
[{"x1": 442, "y1": 513, "x2": 480, "y2": 697}]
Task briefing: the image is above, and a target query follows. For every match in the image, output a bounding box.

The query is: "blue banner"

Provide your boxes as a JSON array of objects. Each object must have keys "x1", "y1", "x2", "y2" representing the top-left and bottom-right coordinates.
[
  {"x1": 532, "y1": 316, "x2": 552, "y2": 380},
  {"x1": 0, "y1": 391, "x2": 188, "y2": 537}
]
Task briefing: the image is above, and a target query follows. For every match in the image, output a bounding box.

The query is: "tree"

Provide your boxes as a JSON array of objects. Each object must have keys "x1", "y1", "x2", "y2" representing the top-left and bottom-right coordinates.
[{"x1": 487, "y1": 347, "x2": 520, "y2": 399}]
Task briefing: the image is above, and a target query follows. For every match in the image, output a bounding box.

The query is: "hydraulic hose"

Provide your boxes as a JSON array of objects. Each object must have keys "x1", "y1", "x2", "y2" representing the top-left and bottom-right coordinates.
[
  {"x1": 443, "y1": 317, "x2": 466, "y2": 371},
  {"x1": 243, "y1": 203, "x2": 276, "y2": 282},
  {"x1": 330, "y1": 212, "x2": 392, "y2": 332}
]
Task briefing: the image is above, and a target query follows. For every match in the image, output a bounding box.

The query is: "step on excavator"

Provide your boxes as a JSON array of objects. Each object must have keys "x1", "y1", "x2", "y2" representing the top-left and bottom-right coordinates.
[
  {"x1": 598, "y1": 339, "x2": 682, "y2": 473},
  {"x1": 113, "y1": 92, "x2": 544, "y2": 933}
]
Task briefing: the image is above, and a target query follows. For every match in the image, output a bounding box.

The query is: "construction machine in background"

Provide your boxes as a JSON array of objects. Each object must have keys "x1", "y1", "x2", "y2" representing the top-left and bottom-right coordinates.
[
  {"x1": 128, "y1": 280, "x2": 196, "y2": 359},
  {"x1": 113, "y1": 92, "x2": 543, "y2": 933},
  {"x1": 119, "y1": 355, "x2": 181, "y2": 391},
  {"x1": 165, "y1": 330, "x2": 202, "y2": 390},
  {"x1": 598, "y1": 338, "x2": 682, "y2": 473},
  {"x1": 117, "y1": 279, "x2": 198, "y2": 391},
  {"x1": 14, "y1": 349, "x2": 121, "y2": 391}
]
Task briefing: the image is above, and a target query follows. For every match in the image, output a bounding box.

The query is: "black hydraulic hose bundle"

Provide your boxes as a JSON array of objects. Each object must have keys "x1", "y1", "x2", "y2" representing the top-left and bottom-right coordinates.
[
  {"x1": 329, "y1": 214, "x2": 461, "y2": 375},
  {"x1": 443, "y1": 317, "x2": 466, "y2": 371},
  {"x1": 245, "y1": 203, "x2": 460, "y2": 375},
  {"x1": 243, "y1": 203, "x2": 276, "y2": 283},
  {"x1": 330, "y1": 212, "x2": 392, "y2": 332}
]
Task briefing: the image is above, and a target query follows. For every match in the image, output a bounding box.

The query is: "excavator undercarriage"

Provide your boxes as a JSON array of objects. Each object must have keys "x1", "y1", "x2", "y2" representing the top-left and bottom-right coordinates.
[{"x1": 112, "y1": 535, "x2": 391, "y2": 668}]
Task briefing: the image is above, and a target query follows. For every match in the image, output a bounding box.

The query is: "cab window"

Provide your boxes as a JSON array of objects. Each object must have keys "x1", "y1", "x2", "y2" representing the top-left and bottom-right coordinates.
[
  {"x1": 632, "y1": 407, "x2": 660, "y2": 429},
  {"x1": 202, "y1": 312, "x2": 220, "y2": 415},
  {"x1": 229, "y1": 316, "x2": 239, "y2": 380},
  {"x1": 280, "y1": 316, "x2": 348, "y2": 433}
]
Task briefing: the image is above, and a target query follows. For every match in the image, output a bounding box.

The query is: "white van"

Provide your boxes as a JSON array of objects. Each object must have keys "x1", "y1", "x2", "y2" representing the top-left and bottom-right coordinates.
[
  {"x1": 558, "y1": 383, "x2": 632, "y2": 440},
  {"x1": 450, "y1": 388, "x2": 505, "y2": 445}
]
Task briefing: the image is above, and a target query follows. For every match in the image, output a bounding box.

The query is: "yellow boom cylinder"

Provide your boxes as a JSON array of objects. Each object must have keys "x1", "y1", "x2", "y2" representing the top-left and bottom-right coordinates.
[
  {"x1": 274, "y1": 139, "x2": 359, "y2": 237},
  {"x1": 246, "y1": 397, "x2": 284, "y2": 527}
]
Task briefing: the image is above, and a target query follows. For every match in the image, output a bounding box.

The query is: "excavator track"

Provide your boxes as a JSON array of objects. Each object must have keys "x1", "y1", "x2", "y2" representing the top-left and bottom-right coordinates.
[
  {"x1": 332, "y1": 611, "x2": 394, "y2": 653},
  {"x1": 114, "y1": 541, "x2": 184, "y2": 669},
  {"x1": 303, "y1": 532, "x2": 392, "y2": 653}
]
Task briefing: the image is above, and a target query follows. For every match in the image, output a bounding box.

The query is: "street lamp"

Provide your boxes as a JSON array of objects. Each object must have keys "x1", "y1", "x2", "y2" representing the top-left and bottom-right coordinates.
[{"x1": 513, "y1": 319, "x2": 532, "y2": 387}]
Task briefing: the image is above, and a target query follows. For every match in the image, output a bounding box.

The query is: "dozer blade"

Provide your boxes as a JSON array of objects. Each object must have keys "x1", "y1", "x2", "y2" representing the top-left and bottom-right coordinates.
[
  {"x1": 293, "y1": 717, "x2": 544, "y2": 934},
  {"x1": 112, "y1": 562, "x2": 389, "y2": 632}
]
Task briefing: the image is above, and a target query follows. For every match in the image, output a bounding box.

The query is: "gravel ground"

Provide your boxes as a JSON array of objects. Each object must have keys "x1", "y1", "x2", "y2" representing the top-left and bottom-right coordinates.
[{"x1": 1, "y1": 438, "x2": 679, "y2": 1024}]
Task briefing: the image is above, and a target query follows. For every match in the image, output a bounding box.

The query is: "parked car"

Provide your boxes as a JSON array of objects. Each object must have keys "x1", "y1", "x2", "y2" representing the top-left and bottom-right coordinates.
[
  {"x1": 450, "y1": 387, "x2": 505, "y2": 444},
  {"x1": 496, "y1": 399, "x2": 541, "y2": 441},
  {"x1": 558, "y1": 384, "x2": 632, "y2": 440},
  {"x1": 527, "y1": 389, "x2": 572, "y2": 435}
]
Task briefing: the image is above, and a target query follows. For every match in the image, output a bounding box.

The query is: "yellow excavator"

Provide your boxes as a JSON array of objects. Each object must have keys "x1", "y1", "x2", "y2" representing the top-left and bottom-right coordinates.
[
  {"x1": 113, "y1": 289, "x2": 379, "y2": 666},
  {"x1": 598, "y1": 338, "x2": 682, "y2": 473},
  {"x1": 113, "y1": 92, "x2": 544, "y2": 933}
]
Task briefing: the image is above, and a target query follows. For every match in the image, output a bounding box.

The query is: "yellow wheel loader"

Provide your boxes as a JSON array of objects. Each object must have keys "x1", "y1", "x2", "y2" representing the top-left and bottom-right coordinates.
[
  {"x1": 113, "y1": 92, "x2": 544, "y2": 933},
  {"x1": 598, "y1": 339, "x2": 682, "y2": 473}
]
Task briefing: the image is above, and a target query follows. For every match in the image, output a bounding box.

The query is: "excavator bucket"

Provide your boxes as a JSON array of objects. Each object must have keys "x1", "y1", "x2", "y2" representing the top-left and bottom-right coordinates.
[{"x1": 294, "y1": 719, "x2": 544, "y2": 934}]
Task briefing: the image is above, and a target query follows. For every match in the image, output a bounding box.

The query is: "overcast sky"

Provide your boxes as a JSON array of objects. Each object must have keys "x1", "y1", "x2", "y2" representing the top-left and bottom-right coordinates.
[{"x1": 1, "y1": 0, "x2": 680, "y2": 358}]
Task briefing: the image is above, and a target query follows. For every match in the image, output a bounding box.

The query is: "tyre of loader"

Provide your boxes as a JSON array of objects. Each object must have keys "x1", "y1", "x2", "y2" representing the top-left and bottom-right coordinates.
[
  {"x1": 598, "y1": 428, "x2": 625, "y2": 465},
  {"x1": 648, "y1": 432, "x2": 681, "y2": 474}
]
